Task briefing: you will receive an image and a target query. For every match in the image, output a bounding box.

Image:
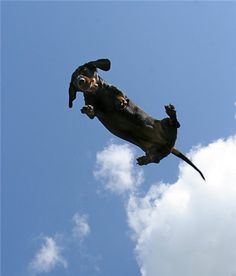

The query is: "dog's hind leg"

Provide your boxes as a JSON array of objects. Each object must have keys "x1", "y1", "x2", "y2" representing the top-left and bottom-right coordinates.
[
  {"x1": 136, "y1": 148, "x2": 161, "y2": 165},
  {"x1": 136, "y1": 145, "x2": 173, "y2": 166},
  {"x1": 165, "y1": 104, "x2": 181, "y2": 128},
  {"x1": 136, "y1": 154, "x2": 160, "y2": 165}
]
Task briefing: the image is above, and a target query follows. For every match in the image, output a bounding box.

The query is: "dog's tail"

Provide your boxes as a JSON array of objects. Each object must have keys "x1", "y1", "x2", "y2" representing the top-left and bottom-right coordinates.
[{"x1": 171, "y1": 147, "x2": 205, "y2": 181}]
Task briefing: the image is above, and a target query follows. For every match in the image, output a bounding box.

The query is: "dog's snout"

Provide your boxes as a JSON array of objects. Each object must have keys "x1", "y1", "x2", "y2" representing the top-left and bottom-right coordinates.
[{"x1": 74, "y1": 72, "x2": 98, "y2": 93}]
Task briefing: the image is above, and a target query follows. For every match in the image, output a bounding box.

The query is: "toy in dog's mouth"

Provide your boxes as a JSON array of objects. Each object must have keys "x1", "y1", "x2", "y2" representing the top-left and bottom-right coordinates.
[{"x1": 75, "y1": 75, "x2": 98, "y2": 93}]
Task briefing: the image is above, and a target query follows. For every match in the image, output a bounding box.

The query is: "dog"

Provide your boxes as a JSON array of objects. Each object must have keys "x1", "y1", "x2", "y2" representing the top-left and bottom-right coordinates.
[{"x1": 68, "y1": 58, "x2": 205, "y2": 180}]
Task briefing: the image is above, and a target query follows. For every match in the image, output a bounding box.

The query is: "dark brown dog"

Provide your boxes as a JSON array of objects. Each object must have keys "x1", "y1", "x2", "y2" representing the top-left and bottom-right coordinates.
[{"x1": 69, "y1": 59, "x2": 205, "y2": 180}]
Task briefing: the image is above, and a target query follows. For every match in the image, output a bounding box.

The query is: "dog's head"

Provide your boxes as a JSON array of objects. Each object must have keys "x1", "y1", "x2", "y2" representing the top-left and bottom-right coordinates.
[{"x1": 69, "y1": 59, "x2": 111, "y2": 108}]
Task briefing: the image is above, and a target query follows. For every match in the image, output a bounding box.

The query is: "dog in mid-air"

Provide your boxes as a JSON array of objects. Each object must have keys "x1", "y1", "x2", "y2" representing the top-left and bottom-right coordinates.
[{"x1": 68, "y1": 58, "x2": 205, "y2": 180}]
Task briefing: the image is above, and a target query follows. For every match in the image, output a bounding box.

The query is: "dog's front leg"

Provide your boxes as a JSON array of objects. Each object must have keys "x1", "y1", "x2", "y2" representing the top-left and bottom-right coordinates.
[{"x1": 81, "y1": 105, "x2": 95, "y2": 119}]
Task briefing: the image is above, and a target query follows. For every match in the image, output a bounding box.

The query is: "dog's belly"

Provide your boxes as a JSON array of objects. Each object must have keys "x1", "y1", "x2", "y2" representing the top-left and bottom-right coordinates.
[{"x1": 96, "y1": 111, "x2": 176, "y2": 152}]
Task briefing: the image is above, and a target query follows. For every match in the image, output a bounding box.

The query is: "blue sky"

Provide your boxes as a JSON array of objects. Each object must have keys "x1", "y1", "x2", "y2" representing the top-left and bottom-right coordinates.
[{"x1": 2, "y1": 2, "x2": 236, "y2": 276}]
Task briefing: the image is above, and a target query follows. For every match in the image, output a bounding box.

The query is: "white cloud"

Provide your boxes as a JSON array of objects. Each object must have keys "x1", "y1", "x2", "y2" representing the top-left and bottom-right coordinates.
[
  {"x1": 29, "y1": 236, "x2": 67, "y2": 274},
  {"x1": 93, "y1": 136, "x2": 236, "y2": 275},
  {"x1": 127, "y1": 135, "x2": 236, "y2": 276},
  {"x1": 94, "y1": 143, "x2": 144, "y2": 195},
  {"x1": 72, "y1": 213, "x2": 91, "y2": 241}
]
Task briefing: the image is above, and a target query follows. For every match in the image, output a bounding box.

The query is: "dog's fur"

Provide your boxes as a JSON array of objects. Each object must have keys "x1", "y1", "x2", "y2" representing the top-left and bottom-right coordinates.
[{"x1": 69, "y1": 59, "x2": 205, "y2": 180}]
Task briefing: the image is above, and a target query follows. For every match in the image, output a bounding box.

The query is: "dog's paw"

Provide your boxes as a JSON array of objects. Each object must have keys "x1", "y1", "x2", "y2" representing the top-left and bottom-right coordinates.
[
  {"x1": 137, "y1": 155, "x2": 160, "y2": 166},
  {"x1": 115, "y1": 96, "x2": 128, "y2": 110},
  {"x1": 119, "y1": 98, "x2": 128, "y2": 109},
  {"x1": 81, "y1": 105, "x2": 95, "y2": 118},
  {"x1": 165, "y1": 104, "x2": 176, "y2": 118},
  {"x1": 136, "y1": 156, "x2": 149, "y2": 166}
]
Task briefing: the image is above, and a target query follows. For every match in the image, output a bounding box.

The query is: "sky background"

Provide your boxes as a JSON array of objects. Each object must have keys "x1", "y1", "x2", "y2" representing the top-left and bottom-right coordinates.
[{"x1": 2, "y1": 1, "x2": 236, "y2": 276}]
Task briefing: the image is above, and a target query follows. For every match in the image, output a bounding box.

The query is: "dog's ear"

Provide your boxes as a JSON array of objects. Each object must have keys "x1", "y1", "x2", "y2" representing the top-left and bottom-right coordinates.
[
  {"x1": 88, "y1": 59, "x2": 111, "y2": 71},
  {"x1": 68, "y1": 82, "x2": 77, "y2": 108}
]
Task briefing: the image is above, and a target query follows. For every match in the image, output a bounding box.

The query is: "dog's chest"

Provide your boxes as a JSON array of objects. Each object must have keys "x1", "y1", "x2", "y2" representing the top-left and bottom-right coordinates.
[{"x1": 85, "y1": 89, "x2": 116, "y2": 112}]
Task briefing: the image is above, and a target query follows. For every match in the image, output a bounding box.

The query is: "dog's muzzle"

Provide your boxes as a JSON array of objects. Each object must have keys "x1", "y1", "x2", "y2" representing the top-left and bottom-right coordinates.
[{"x1": 74, "y1": 75, "x2": 98, "y2": 93}]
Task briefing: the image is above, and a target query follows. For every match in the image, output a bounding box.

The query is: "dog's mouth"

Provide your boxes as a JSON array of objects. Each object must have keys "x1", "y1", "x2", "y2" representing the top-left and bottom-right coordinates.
[{"x1": 75, "y1": 76, "x2": 98, "y2": 93}]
